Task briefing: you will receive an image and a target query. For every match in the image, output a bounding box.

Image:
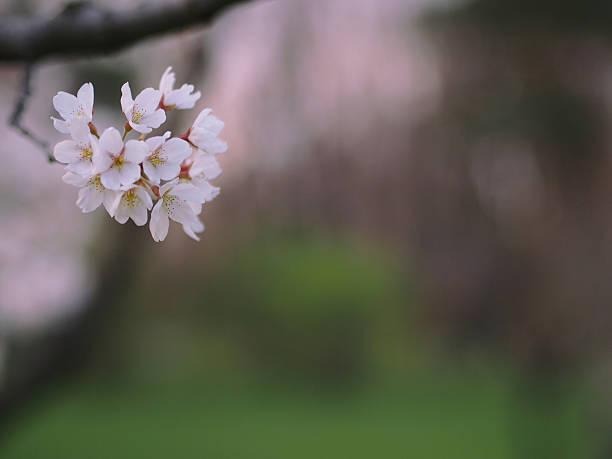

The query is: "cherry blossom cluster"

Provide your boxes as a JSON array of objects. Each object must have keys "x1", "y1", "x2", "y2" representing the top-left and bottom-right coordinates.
[{"x1": 51, "y1": 67, "x2": 226, "y2": 242}]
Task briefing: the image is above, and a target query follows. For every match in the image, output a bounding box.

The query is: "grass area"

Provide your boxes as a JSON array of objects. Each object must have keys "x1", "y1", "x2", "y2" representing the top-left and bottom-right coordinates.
[
  {"x1": 1, "y1": 371, "x2": 593, "y2": 459},
  {"x1": 0, "y1": 235, "x2": 597, "y2": 458}
]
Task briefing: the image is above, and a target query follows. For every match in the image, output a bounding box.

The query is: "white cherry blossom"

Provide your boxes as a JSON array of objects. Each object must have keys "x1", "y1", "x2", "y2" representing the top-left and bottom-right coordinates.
[
  {"x1": 191, "y1": 178, "x2": 220, "y2": 203},
  {"x1": 149, "y1": 181, "x2": 206, "y2": 242},
  {"x1": 53, "y1": 120, "x2": 97, "y2": 176},
  {"x1": 159, "y1": 66, "x2": 201, "y2": 109},
  {"x1": 121, "y1": 83, "x2": 166, "y2": 134},
  {"x1": 188, "y1": 108, "x2": 228, "y2": 155},
  {"x1": 52, "y1": 74, "x2": 226, "y2": 243},
  {"x1": 111, "y1": 186, "x2": 153, "y2": 226},
  {"x1": 93, "y1": 127, "x2": 148, "y2": 190},
  {"x1": 190, "y1": 151, "x2": 223, "y2": 181},
  {"x1": 62, "y1": 172, "x2": 120, "y2": 214},
  {"x1": 51, "y1": 82, "x2": 94, "y2": 134},
  {"x1": 181, "y1": 172, "x2": 220, "y2": 204},
  {"x1": 178, "y1": 151, "x2": 222, "y2": 203},
  {"x1": 143, "y1": 131, "x2": 191, "y2": 184}
]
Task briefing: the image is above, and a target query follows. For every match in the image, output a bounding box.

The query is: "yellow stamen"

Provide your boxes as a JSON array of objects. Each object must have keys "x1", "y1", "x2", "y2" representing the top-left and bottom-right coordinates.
[
  {"x1": 113, "y1": 156, "x2": 125, "y2": 170},
  {"x1": 148, "y1": 147, "x2": 164, "y2": 167},
  {"x1": 81, "y1": 147, "x2": 93, "y2": 160},
  {"x1": 131, "y1": 109, "x2": 144, "y2": 123},
  {"x1": 89, "y1": 176, "x2": 104, "y2": 192},
  {"x1": 121, "y1": 189, "x2": 141, "y2": 209}
]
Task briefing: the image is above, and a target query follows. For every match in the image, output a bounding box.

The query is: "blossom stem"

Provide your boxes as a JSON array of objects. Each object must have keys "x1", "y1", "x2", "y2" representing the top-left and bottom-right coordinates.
[
  {"x1": 122, "y1": 121, "x2": 132, "y2": 141},
  {"x1": 159, "y1": 100, "x2": 176, "y2": 111},
  {"x1": 136, "y1": 176, "x2": 159, "y2": 200},
  {"x1": 178, "y1": 129, "x2": 190, "y2": 142},
  {"x1": 179, "y1": 161, "x2": 191, "y2": 179}
]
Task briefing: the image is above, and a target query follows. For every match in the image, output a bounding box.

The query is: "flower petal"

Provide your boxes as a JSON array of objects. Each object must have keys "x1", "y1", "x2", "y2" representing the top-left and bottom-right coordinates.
[
  {"x1": 166, "y1": 199, "x2": 199, "y2": 225},
  {"x1": 77, "y1": 186, "x2": 103, "y2": 213},
  {"x1": 182, "y1": 224, "x2": 200, "y2": 241},
  {"x1": 134, "y1": 88, "x2": 162, "y2": 113},
  {"x1": 100, "y1": 127, "x2": 123, "y2": 155},
  {"x1": 140, "y1": 109, "x2": 166, "y2": 129},
  {"x1": 193, "y1": 179, "x2": 220, "y2": 202},
  {"x1": 190, "y1": 153, "x2": 222, "y2": 180},
  {"x1": 131, "y1": 205, "x2": 149, "y2": 226},
  {"x1": 67, "y1": 160, "x2": 93, "y2": 176},
  {"x1": 53, "y1": 91, "x2": 78, "y2": 119},
  {"x1": 165, "y1": 84, "x2": 201, "y2": 109},
  {"x1": 69, "y1": 119, "x2": 91, "y2": 146},
  {"x1": 129, "y1": 120, "x2": 152, "y2": 134},
  {"x1": 53, "y1": 140, "x2": 82, "y2": 164},
  {"x1": 192, "y1": 109, "x2": 224, "y2": 135},
  {"x1": 92, "y1": 148, "x2": 113, "y2": 174},
  {"x1": 187, "y1": 201, "x2": 202, "y2": 216},
  {"x1": 103, "y1": 190, "x2": 122, "y2": 216},
  {"x1": 118, "y1": 162, "x2": 141, "y2": 187},
  {"x1": 189, "y1": 129, "x2": 228, "y2": 155},
  {"x1": 157, "y1": 181, "x2": 176, "y2": 198},
  {"x1": 150, "y1": 200, "x2": 169, "y2": 242},
  {"x1": 192, "y1": 108, "x2": 212, "y2": 128},
  {"x1": 182, "y1": 218, "x2": 204, "y2": 241},
  {"x1": 121, "y1": 82, "x2": 134, "y2": 114},
  {"x1": 114, "y1": 204, "x2": 131, "y2": 224},
  {"x1": 164, "y1": 138, "x2": 191, "y2": 163},
  {"x1": 143, "y1": 160, "x2": 161, "y2": 184},
  {"x1": 190, "y1": 215, "x2": 205, "y2": 233},
  {"x1": 100, "y1": 167, "x2": 122, "y2": 190},
  {"x1": 157, "y1": 162, "x2": 181, "y2": 181},
  {"x1": 172, "y1": 183, "x2": 206, "y2": 204},
  {"x1": 124, "y1": 139, "x2": 147, "y2": 164},
  {"x1": 77, "y1": 82, "x2": 94, "y2": 114},
  {"x1": 159, "y1": 66, "x2": 175, "y2": 94},
  {"x1": 51, "y1": 117, "x2": 70, "y2": 134},
  {"x1": 136, "y1": 187, "x2": 153, "y2": 210},
  {"x1": 144, "y1": 134, "x2": 168, "y2": 153}
]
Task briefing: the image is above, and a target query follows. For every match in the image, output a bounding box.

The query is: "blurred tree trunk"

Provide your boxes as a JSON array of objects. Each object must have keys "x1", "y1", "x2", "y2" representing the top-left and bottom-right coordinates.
[
  {"x1": 0, "y1": 223, "x2": 145, "y2": 436},
  {"x1": 412, "y1": 0, "x2": 612, "y2": 455}
]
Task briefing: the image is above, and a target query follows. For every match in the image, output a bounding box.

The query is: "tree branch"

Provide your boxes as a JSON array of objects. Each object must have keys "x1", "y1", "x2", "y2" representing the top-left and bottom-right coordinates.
[
  {"x1": 9, "y1": 62, "x2": 54, "y2": 161},
  {"x1": 4, "y1": 0, "x2": 252, "y2": 159},
  {"x1": 0, "y1": 0, "x2": 251, "y2": 62}
]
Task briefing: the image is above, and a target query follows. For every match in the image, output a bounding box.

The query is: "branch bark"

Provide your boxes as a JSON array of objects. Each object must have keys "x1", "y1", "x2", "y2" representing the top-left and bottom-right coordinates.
[
  {"x1": 0, "y1": 0, "x2": 251, "y2": 62},
  {"x1": 9, "y1": 62, "x2": 54, "y2": 161}
]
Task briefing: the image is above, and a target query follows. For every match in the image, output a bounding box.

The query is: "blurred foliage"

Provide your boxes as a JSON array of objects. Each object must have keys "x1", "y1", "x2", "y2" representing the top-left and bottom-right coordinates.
[
  {"x1": 2, "y1": 235, "x2": 596, "y2": 458},
  {"x1": 88, "y1": 233, "x2": 413, "y2": 387}
]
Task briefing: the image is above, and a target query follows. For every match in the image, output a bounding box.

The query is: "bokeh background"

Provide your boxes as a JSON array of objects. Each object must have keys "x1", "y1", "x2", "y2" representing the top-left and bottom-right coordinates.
[{"x1": 2, "y1": 0, "x2": 612, "y2": 457}]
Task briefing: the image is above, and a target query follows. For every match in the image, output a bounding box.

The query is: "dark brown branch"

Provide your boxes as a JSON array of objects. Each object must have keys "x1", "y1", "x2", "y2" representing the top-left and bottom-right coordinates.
[
  {"x1": 0, "y1": 0, "x2": 251, "y2": 62},
  {"x1": 5, "y1": 0, "x2": 251, "y2": 159},
  {"x1": 9, "y1": 62, "x2": 54, "y2": 161}
]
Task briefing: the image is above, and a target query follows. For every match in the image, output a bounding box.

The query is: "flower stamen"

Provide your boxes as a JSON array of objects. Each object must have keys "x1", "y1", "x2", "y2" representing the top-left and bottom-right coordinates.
[{"x1": 121, "y1": 189, "x2": 141, "y2": 209}]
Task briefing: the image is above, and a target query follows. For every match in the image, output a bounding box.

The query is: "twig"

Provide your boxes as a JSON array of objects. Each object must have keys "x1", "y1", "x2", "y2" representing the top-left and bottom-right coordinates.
[
  {"x1": 9, "y1": 62, "x2": 54, "y2": 162},
  {"x1": 0, "y1": 0, "x2": 251, "y2": 62}
]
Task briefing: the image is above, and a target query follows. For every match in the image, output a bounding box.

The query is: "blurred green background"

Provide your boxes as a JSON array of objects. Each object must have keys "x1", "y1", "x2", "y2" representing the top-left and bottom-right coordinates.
[{"x1": 0, "y1": 233, "x2": 597, "y2": 458}]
